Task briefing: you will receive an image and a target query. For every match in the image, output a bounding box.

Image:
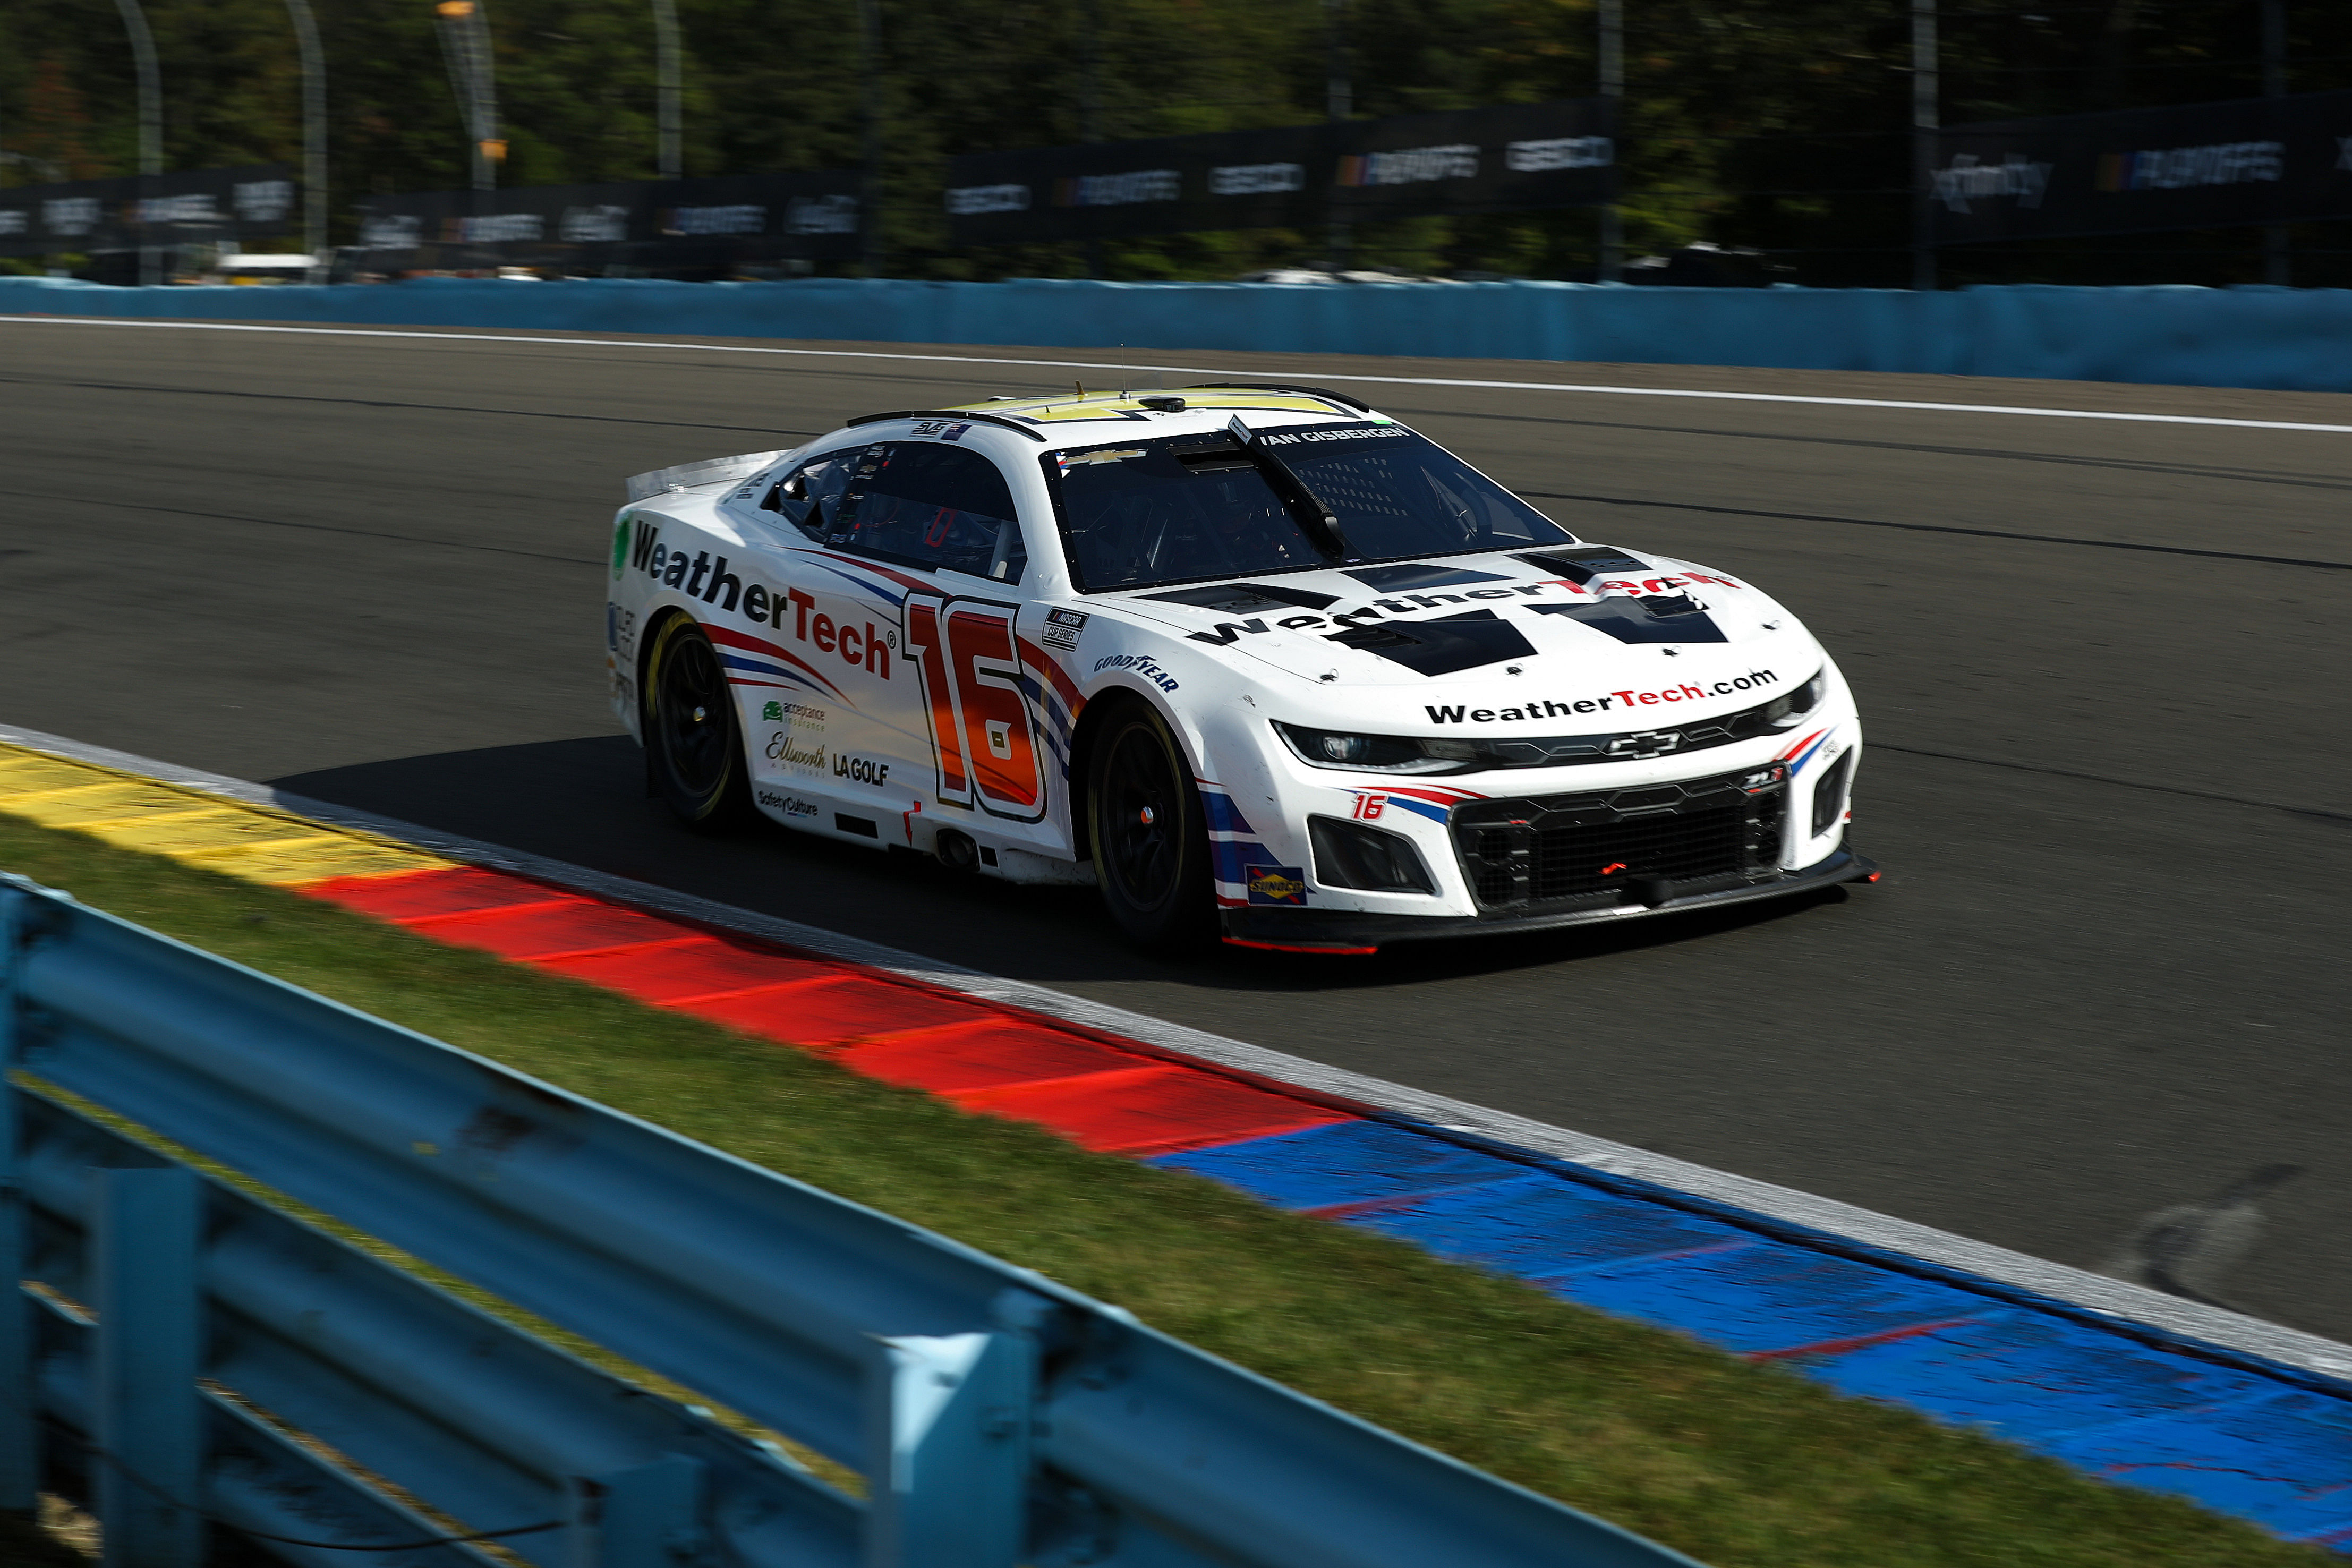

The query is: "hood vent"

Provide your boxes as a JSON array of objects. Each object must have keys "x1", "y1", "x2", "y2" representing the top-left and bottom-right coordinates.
[
  {"x1": 1325, "y1": 608, "x2": 1536, "y2": 676},
  {"x1": 1515, "y1": 547, "x2": 1649, "y2": 585},
  {"x1": 1530, "y1": 598, "x2": 1728, "y2": 645}
]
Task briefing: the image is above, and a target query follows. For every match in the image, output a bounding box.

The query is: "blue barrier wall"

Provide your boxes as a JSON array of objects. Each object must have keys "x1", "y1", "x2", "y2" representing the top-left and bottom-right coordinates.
[{"x1": 4, "y1": 272, "x2": 2349, "y2": 391}]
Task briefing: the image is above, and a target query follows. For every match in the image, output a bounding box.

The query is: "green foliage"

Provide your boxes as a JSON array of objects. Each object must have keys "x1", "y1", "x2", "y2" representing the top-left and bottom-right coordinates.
[{"x1": 0, "y1": 0, "x2": 2346, "y2": 283}]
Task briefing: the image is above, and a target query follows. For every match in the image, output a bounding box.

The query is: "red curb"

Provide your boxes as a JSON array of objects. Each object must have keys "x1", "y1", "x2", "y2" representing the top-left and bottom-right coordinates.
[{"x1": 297, "y1": 864, "x2": 1353, "y2": 1157}]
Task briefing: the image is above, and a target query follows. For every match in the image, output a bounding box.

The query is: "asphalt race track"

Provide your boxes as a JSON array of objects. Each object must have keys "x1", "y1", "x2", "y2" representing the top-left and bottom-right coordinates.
[{"x1": 5, "y1": 316, "x2": 2349, "y2": 1339}]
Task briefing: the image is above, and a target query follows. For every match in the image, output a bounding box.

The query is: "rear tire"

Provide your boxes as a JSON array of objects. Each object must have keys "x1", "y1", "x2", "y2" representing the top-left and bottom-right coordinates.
[
  {"x1": 1087, "y1": 701, "x2": 1214, "y2": 948},
  {"x1": 644, "y1": 616, "x2": 754, "y2": 830}
]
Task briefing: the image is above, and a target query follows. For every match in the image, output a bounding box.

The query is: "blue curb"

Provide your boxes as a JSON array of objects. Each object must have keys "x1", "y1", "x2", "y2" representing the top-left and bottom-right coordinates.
[{"x1": 1152, "y1": 1119, "x2": 2352, "y2": 1546}]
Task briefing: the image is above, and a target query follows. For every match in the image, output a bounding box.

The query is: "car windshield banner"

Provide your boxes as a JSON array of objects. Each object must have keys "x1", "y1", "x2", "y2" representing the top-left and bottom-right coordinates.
[
  {"x1": 1930, "y1": 87, "x2": 2352, "y2": 244},
  {"x1": 944, "y1": 100, "x2": 1617, "y2": 245},
  {"x1": 348, "y1": 171, "x2": 863, "y2": 266},
  {"x1": 0, "y1": 165, "x2": 296, "y2": 257}
]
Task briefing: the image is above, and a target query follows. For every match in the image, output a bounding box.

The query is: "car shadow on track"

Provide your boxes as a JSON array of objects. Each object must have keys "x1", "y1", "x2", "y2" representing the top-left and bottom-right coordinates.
[{"x1": 269, "y1": 735, "x2": 1851, "y2": 999}]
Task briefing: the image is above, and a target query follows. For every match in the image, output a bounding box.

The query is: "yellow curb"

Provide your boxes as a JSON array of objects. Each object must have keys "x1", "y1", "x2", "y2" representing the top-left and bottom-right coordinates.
[{"x1": 0, "y1": 744, "x2": 453, "y2": 886}]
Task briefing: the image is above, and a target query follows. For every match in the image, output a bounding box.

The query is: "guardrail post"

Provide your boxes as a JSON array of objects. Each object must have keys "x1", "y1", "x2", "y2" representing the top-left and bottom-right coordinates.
[
  {"x1": 95, "y1": 1166, "x2": 202, "y2": 1568},
  {"x1": 569, "y1": 1455, "x2": 706, "y2": 1568},
  {"x1": 0, "y1": 886, "x2": 37, "y2": 1513},
  {"x1": 863, "y1": 1330, "x2": 1032, "y2": 1568}
]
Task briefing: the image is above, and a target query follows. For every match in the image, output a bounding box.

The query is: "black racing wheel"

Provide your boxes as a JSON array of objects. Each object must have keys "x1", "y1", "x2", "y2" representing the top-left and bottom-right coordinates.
[
  {"x1": 644, "y1": 616, "x2": 753, "y2": 830},
  {"x1": 1087, "y1": 699, "x2": 1214, "y2": 947}
]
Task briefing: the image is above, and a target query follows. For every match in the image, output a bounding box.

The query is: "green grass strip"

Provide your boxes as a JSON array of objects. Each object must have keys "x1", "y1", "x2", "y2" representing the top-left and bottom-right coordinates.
[{"x1": 0, "y1": 816, "x2": 2322, "y2": 1568}]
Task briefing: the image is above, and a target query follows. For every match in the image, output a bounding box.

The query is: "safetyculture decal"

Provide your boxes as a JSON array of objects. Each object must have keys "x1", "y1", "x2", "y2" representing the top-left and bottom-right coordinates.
[{"x1": 756, "y1": 789, "x2": 821, "y2": 817}]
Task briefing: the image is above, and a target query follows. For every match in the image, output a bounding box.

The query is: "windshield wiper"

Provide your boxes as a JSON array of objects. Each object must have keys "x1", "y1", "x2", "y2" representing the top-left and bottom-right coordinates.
[{"x1": 1226, "y1": 415, "x2": 1354, "y2": 560}]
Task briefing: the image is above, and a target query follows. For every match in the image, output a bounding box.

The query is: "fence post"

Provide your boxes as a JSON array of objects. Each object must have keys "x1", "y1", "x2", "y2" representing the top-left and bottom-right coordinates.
[
  {"x1": 96, "y1": 1166, "x2": 202, "y2": 1568},
  {"x1": 863, "y1": 1330, "x2": 1033, "y2": 1568},
  {"x1": 0, "y1": 887, "x2": 35, "y2": 1512},
  {"x1": 570, "y1": 1455, "x2": 706, "y2": 1568}
]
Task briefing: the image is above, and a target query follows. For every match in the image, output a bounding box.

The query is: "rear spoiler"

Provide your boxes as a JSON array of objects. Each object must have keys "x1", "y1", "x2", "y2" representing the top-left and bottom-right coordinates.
[{"x1": 623, "y1": 449, "x2": 789, "y2": 504}]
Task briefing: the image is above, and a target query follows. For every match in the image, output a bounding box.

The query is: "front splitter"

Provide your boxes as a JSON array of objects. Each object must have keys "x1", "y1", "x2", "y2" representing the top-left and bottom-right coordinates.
[{"x1": 1219, "y1": 847, "x2": 1880, "y2": 953}]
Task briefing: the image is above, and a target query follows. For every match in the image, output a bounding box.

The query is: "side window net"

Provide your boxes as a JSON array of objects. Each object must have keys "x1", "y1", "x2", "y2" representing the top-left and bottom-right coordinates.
[
  {"x1": 1046, "y1": 439, "x2": 1325, "y2": 593},
  {"x1": 765, "y1": 448, "x2": 860, "y2": 541},
  {"x1": 807, "y1": 442, "x2": 1027, "y2": 583}
]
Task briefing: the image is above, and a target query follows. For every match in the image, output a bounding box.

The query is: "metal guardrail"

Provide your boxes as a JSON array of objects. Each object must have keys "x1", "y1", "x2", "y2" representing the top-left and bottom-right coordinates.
[{"x1": 0, "y1": 873, "x2": 1704, "y2": 1568}]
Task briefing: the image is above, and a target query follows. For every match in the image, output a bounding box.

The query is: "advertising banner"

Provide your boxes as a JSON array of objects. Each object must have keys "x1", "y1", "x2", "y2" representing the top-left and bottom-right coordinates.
[
  {"x1": 1931, "y1": 88, "x2": 2352, "y2": 244},
  {"x1": 944, "y1": 100, "x2": 1616, "y2": 246},
  {"x1": 0, "y1": 165, "x2": 296, "y2": 258},
  {"x1": 348, "y1": 170, "x2": 862, "y2": 271}
]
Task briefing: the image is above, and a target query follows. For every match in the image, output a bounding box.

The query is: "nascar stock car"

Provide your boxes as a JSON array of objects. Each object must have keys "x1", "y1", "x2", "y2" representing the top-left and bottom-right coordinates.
[{"x1": 607, "y1": 382, "x2": 1875, "y2": 953}]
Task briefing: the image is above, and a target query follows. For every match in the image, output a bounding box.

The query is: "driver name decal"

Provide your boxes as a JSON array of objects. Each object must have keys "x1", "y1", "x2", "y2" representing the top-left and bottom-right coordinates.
[{"x1": 1174, "y1": 574, "x2": 1741, "y2": 646}]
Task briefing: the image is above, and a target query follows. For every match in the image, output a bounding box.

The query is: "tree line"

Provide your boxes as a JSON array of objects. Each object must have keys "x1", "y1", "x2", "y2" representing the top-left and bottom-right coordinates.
[{"x1": 1, "y1": 0, "x2": 2345, "y2": 285}]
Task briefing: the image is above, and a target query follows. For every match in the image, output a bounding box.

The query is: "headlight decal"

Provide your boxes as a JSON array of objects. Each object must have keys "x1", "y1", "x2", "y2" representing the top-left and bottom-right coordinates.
[
  {"x1": 1779, "y1": 726, "x2": 1835, "y2": 774},
  {"x1": 1344, "y1": 786, "x2": 1477, "y2": 824}
]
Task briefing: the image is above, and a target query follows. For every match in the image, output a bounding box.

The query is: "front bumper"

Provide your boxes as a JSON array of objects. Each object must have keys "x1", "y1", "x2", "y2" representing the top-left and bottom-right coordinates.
[{"x1": 1219, "y1": 845, "x2": 1878, "y2": 952}]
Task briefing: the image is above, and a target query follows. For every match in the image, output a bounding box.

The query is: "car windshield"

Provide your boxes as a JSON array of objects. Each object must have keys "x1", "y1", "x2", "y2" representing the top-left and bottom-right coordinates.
[{"x1": 1043, "y1": 421, "x2": 1575, "y2": 592}]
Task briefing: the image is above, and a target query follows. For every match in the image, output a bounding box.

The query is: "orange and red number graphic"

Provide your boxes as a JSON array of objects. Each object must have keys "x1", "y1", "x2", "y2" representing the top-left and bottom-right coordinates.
[{"x1": 903, "y1": 594, "x2": 1046, "y2": 822}]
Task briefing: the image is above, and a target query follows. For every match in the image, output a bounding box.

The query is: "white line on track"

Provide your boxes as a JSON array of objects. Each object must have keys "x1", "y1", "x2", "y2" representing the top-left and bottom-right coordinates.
[{"x1": 8, "y1": 312, "x2": 2352, "y2": 436}]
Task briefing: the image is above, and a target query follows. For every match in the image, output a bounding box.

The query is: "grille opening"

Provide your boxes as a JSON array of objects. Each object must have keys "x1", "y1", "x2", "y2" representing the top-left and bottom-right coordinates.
[
  {"x1": 1471, "y1": 828, "x2": 1516, "y2": 902},
  {"x1": 1529, "y1": 806, "x2": 1748, "y2": 900},
  {"x1": 1454, "y1": 769, "x2": 1787, "y2": 911}
]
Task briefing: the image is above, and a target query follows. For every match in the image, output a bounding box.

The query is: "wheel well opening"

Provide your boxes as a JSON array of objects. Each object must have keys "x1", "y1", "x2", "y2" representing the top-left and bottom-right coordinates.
[{"x1": 634, "y1": 606, "x2": 694, "y2": 735}]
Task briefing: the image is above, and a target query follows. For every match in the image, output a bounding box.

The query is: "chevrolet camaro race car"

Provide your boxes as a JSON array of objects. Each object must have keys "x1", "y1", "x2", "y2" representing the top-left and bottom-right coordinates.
[{"x1": 607, "y1": 382, "x2": 1876, "y2": 952}]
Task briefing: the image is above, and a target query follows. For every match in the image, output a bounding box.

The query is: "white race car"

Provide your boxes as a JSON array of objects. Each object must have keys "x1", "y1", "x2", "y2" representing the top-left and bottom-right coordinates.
[{"x1": 607, "y1": 384, "x2": 1874, "y2": 952}]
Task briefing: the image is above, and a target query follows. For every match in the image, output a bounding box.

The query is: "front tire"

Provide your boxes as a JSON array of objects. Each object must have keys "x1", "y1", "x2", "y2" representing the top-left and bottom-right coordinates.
[
  {"x1": 1087, "y1": 701, "x2": 1214, "y2": 948},
  {"x1": 644, "y1": 616, "x2": 753, "y2": 830}
]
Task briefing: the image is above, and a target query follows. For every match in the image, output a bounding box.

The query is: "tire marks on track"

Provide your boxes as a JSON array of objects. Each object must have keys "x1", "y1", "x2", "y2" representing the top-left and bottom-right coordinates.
[
  {"x1": 1871, "y1": 744, "x2": 2352, "y2": 828},
  {"x1": 1398, "y1": 404, "x2": 2352, "y2": 495},
  {"x1": 6, "y1": 489, "x2": 603, "y2": 566},
  {"x1": 1524, "y1": 489, "x2": 2352, "y2": 572},
  {"x1": 0, "y1": 372, "x2": 818, "y2": 439}
]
